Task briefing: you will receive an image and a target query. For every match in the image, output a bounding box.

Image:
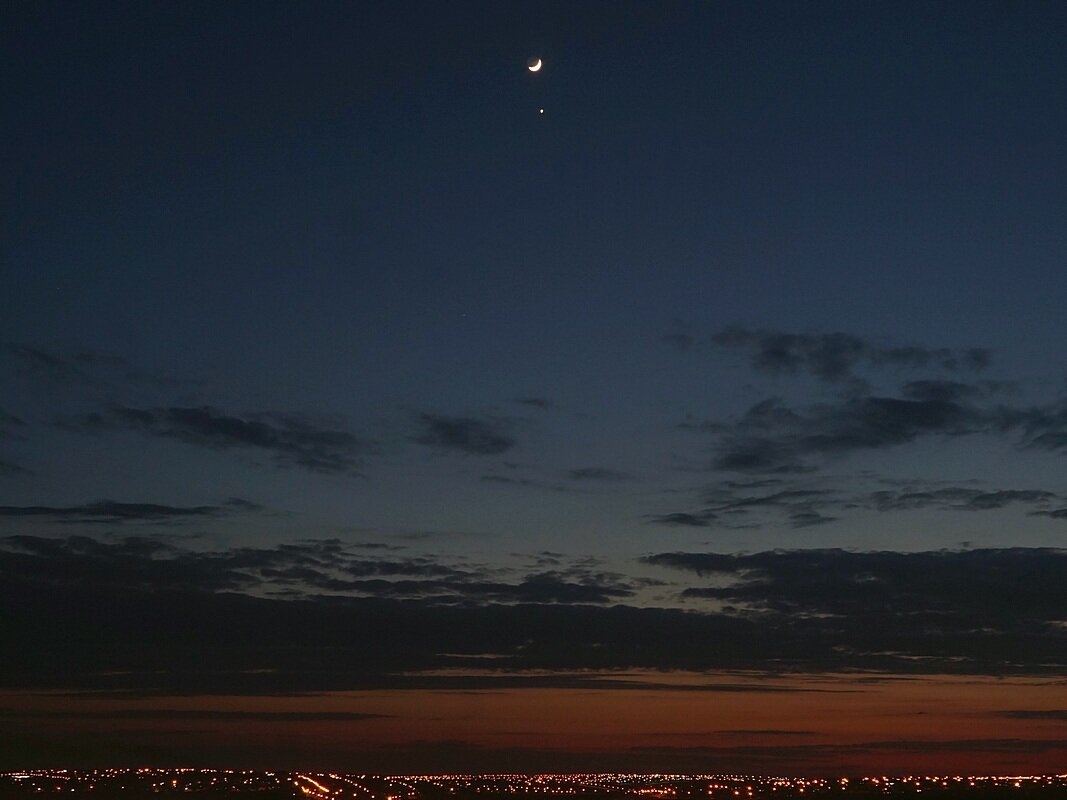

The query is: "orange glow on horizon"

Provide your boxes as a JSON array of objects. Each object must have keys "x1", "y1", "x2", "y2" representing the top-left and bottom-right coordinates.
[{"x1": 2, "y1": 672, "x2": 1065, "y2": 775}]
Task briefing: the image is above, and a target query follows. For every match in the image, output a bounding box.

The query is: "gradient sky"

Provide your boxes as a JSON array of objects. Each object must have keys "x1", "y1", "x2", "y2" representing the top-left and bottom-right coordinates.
[{"x1": 3, "y1": 0, "x2": 1067, "y2": 775}]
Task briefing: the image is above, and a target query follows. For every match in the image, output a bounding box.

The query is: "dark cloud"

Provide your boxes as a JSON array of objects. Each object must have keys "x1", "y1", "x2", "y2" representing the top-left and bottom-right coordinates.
[
  {"x1": 513, "y1": 397, "x2": 552, "y2": 409},
  {"x1": 3, "y1": 537, "x2": 1067, "y2": 694},
  {"x1": 696, "y1": 389, "x2": 1067, "y2": 474},
  {"x1": 0, "y1": 708, "x2": 387, "y2": 721},
  {"x1": 647, "y1": 488, "x2": 837, "y2": 530},
  {"x1": 487, "y1": 572, "x2": 636, "y2": 604},
  {"x1": 1033, "y1": 433, "x2": 1067, "y2": 451},
  {"x1": 662, "y1": 333, "x2": 695, "y2": 352},
  {"x1": 1, "y1": 343, "x2": 189, "y2": 389},
  {"x1": 349, "y1": 541, "x2": 406, "y2": 551},
  {"x1": 221, "y1": 497, "x2": 265, "y2": 512},
  {"x1": 481, "y1": 474, "x2": 536, "y2": 487},
  {"x1": 0, "y1": 459, "x2": 31, "y2": 477},
  {"x1": 567, "y1": 467, "x2": 631, "y2": 482},
  {"x1": 711, "y1": 729, "x2": 817, "y2": 737},
  {"x1": 648, "y1": 478, "x2": 1063, "y2": 531},
  {"x1": 661, "y1": 321, "x2": 695, "y2": 353},
  {"x1": 900, "y1": 379, "x2": 1015, "y2": 403},
  {"x1": 647, "y1": 512, "x2": 714, "y2": 527},
  {"x1": 712, "y1": 327, "x2": 991, "y2": 383},
  {"x1": 870, "y1": 487, "x2": 1058, "y2": 513},
  {"x1": 1031, "y1": 508, "x2": 1067, "y2": 520},
  {"x1": 0, "y1": 499, "x2": 259, "y2": 524},
  {"x1": 788, "y1": 509, "x2": 838, "y2": 527},
  {"x1": 723, "y1": 478, "x2": 785, "y2": 489},
  {"x1": 67, "y1": 405, "x2": 371, "y2": 474},
  {"x1": 480, "y1": 474, "x2": 567, "y2": 492},
  {"x1": 2, "y1": 344, "x2": 90, "y2": 384},
  {"x1": 0, "y1": 409, "x2": 25, "y2": 435},
  {"x1": 644, "y1": 548, "x2": 1067, "y2": 663},
  {"x1": 482, "y1": 464, "x2": 633, "y2": 491},
  {"x1": 712, "y1": 395, "x2": 983, "y2": 473},
  {"x1": 992, "y1": 710, "x2": 1067, "y2": 720},
  {"x1": 414, "y1": 413, "x2": 516, "y2": 455},
  {"x1": 0, "y1": 535, "x2": 638, "y2": 607},
  {"x1": 528, "y1": 549, "x2": 565, "y2": 565},
  {"x1": 1025, "y1": 402, "x2": 1067, "y2": 452},
  {"x1": 0, "y1": 534, "x2": 250, "y2": 593},
  {"x1": 0, "y1": 573, "x2": 824, "y2": 694},
  {"x1": 266, "y1": 572, "x2": 637, "y2": 605},
  {"x1": 710, "y1": 488, "x2": 831, "y2": 510}
]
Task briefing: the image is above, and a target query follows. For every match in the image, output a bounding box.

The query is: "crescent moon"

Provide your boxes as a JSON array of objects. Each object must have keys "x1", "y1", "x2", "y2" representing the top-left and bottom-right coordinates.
[{"x1": 528, "y1": 58, "x2": 542, "y2": 73}]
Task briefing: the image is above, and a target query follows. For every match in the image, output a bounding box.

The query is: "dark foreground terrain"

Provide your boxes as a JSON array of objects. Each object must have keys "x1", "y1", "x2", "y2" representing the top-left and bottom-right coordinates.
[{"x1": 2, "y1": 771, "x2": 1066, "y2": 800}]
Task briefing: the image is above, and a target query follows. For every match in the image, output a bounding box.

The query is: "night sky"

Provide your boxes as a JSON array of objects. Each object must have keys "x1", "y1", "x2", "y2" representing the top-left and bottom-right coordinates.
[{"x1": 3, "y1": 0, "x2": 1067, "y2": 775}]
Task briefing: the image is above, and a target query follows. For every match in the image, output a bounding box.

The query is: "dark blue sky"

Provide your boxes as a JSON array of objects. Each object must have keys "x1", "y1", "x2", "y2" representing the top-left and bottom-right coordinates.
[{"x1": 3, "y1": 0, "x2": 1067, "y2": 772}]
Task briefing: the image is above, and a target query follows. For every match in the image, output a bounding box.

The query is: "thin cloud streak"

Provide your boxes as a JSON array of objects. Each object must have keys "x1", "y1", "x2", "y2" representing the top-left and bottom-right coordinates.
[{"x1": 66, "y1": 405, "x2": 372, "y2": 474}]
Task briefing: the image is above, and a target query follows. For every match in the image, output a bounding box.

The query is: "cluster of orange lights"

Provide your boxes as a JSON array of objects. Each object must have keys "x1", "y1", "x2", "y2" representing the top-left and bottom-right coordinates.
[{"x1": 2, "y1": 770, "x2": 1067, "y2": 798}]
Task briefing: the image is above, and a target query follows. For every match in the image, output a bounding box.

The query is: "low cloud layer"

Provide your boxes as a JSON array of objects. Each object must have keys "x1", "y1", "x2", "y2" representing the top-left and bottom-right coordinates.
[
  {"x1": 648, "y1": 479, "x2": 1065, "y2": 530},
  {"x1": 567, "y1": 467, "x2": 631, "y2": 482},
  {"x1": 0, "y1": 708, "x2": 387, "y2": 722},
  {"x1": 691, "y1": 386, "x2": 1067, "y2": 475},
  {"x1": 68, "y1": 405, "x2": 371, "y2": 474},
  {"x1": 415, "y1": 413, "x2": 516, "y2": 455},
  {"x1": 993, "y1": 710, "x2": 1067, "y2": 720},
  {"x1": 712, "y1": 327, "x2": 991, "y2": 383},
  {"x1": 0, "y1": 459, "x2": 30, "y2": 477},
  {"x1": 1, "y1": 537, "x2": 1065, "y2": 694},
  {"x1": 1, "y1": 343, "x2": 189, "y2": 390},
  {"x1": 0, "y1": 535, "x2": 640, "y2": 606},
  {"x1": 0, "y1": 410, "x2": 25, "y2": 435},
  {"x1": 648, "y1": 485, "x2": 836, "y2": 529},
  {"x1": 0, "y1": 498, "x2": 260, "y2": 524},
  {"x1": 644, "y1": 548, "x2": 1067, "y2": 668}
]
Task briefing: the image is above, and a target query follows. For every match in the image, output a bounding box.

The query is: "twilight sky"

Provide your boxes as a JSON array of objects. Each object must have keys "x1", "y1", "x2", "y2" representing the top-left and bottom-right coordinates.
[{"x1": 3, "y1": 0, "x2": 1067, "y2": 775}]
